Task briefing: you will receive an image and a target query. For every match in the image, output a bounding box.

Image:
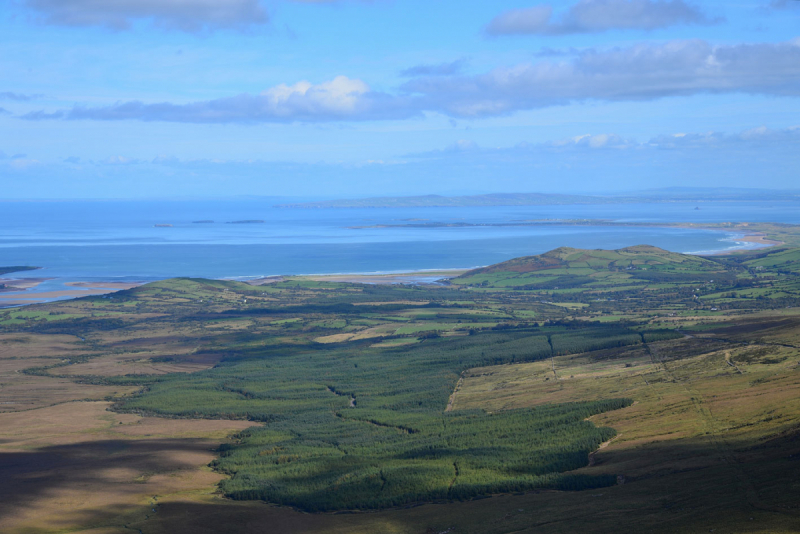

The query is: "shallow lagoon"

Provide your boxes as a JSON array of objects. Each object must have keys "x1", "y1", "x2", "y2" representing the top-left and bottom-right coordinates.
[{"x1": 0, "y1": 199, "x2": 797, "y2": 281}]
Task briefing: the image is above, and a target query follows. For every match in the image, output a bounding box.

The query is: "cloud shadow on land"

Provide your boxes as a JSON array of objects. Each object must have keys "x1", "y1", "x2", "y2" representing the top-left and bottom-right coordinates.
[
  {"x1": 0, "y1": 437, "x2": 226, "y2": 528},
  {"x1": 36, "y1": 429, "x2": 800, "y2": 534}
]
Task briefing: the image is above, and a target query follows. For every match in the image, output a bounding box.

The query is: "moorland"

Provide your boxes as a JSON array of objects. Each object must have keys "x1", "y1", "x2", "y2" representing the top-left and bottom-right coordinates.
[{"x1": 1, "y1": 235, "x2": 800, "y2": 533}]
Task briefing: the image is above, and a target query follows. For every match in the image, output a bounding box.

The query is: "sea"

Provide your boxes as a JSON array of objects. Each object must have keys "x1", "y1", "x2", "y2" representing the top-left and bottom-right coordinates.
[{"x1": 1, "y1": 199, "x2": 799, "y2": 304}]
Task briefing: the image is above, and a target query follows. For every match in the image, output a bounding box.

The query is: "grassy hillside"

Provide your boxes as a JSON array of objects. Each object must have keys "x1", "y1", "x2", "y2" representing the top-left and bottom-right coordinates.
[
  {"x1": 449, "y1": 245, "x2": 735, "y2": 299},
  {"x1": 460, "y1": 244, "x2": 716, "y2": 275},
  {"x1": 0, "y1": 266, "x2": 40, "y2": 277},
  {"x1": 113, "y1": 322, "x2": 654, "y2": 511},
  {"x1": 2, "y1": 243, "x2": 800, "y2": 531}
]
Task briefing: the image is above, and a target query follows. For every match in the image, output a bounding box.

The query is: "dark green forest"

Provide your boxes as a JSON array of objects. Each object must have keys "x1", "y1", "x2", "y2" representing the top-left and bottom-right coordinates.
[
  {"x1": 5, "y1": 243, "x2": 800, "y2": 512},
  {"x1": 106, "y1": 326, "x2": 665, "y2": 510}
]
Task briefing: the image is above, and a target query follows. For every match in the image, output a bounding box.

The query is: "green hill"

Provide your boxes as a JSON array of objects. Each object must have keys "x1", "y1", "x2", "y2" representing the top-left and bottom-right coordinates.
[
  {"x1": 451, "y1": 246, "x2": 725, "y2": 290},
  {"x1": 0, "y1": 266, "x2": 40, "y2": 277}
]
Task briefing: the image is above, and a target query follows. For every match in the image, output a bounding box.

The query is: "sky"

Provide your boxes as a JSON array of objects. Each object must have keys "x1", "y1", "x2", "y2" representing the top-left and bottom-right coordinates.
[{"x1": 0, "y1": 0, "x2": 799, "y2": 199}]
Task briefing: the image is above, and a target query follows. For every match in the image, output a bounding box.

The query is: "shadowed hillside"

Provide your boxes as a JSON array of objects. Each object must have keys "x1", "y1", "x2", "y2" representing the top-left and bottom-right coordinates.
[{"x1": 2, "y1": 243, "x2": 800, "y2": 531}]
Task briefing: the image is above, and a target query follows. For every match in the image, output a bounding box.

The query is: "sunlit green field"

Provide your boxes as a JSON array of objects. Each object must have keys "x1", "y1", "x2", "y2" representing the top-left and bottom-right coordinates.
[{"x1": 2, "y1": 241, "x2": 800, "y2": 532}]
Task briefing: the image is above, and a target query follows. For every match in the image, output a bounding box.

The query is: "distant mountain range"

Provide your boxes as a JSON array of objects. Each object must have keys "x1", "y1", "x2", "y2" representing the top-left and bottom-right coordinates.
[{"x1": 275, "y1": 189, "x2": 800, "y2": 209}]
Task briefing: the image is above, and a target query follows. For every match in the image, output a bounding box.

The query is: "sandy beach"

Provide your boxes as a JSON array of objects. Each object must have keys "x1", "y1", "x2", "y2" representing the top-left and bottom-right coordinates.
[
  {"x1": 0, "y1": 278, "x2": 51, "y2": 291},
  {"x1": 304, "y1": 269, "x2": 468, "y2": 285},
  {"x1": 242, "y1": 270, "x2": 467, "y2": 286},
  {"x1": 0, "y1": 281, "x2": 143, "y2": 308},
  {"x1": 707, "y1": 232, "x2": 785, "y2": 255},
  {"x1": 735, "y1": 233, "x2": 784, "y2": 246},
  {"x1": 64, "y1": 281, "x2": 143, "y2": 290},
  {"x1": 0, "y1": 227, "x2": 785, "y2": 308}
]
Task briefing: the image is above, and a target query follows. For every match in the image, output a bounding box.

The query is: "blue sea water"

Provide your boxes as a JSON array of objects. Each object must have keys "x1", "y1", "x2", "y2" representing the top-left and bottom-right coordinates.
[{"x1": 0, "y1": 199, "x2": 798, "y2": 284}]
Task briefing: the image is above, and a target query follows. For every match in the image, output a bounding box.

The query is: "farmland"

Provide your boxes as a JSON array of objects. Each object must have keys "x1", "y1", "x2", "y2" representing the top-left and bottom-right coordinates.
[{"x1": 1, "y1": 242, "x2": 800, "y2": 532}]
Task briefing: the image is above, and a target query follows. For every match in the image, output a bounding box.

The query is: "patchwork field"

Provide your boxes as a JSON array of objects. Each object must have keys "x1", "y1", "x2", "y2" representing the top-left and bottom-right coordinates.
[{"x1": 1, "y1": 241, "x2": 800, "y2": 532}]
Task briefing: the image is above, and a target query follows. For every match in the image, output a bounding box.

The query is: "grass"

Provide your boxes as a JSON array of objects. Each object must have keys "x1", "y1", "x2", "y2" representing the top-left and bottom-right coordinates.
[
  {"x1": 1, "y1": 243, "x2": 800, "y2": 531},
  {"x1": 0, "y1": 266, "x2": 40, "y2": 276},
  {"x1": 111, "y1": 324, "x2": 653, "y2": 511},
  {"x1": 1, "y1": 310, "x2": 85, "y2": 325},
  {"x1": 0, "y1": 401, "x2": 255, "y2": 533}
]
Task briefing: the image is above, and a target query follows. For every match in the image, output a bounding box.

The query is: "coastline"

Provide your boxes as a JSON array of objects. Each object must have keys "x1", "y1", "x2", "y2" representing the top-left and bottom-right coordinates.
[
  {"x1": 0, "y1": 280, "x2": 143, "y2": 308},
  {"x1": 0, "y1": 226, "x2": 787, "y2": 308},
  {"x1": 691, "y1": 231, "x2": 784, "y2": 256},
  {"x1": 707, "y1": 233, "x2": 784, "y2": 256},
  {"x1": 727, "y1": 232, "x2": 784, "y2": 247},
  {"x1": 301, "y1": 269, "x2": 469, "y2": 285}
]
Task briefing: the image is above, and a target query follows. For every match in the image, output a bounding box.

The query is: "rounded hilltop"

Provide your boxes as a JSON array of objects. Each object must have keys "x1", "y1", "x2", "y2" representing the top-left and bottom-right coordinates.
[{"x1": 452, "y1": 245, "x2": 722, "y2": 289}]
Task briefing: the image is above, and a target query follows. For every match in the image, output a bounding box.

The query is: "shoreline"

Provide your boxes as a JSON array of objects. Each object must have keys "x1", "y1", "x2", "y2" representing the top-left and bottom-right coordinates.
[
  {"x1": 0, "y1": 281, "x2": 144, "y2": 308},
  {"x1": 727, "y1": 232, "x2": 784, "y2": 247},
  {"x1": 240, "y1": 268, "x2": 471, "y2": 286},
  {"x1": 693, "y1": 231, "x2": 784, "y2": 256},
  {"x1": 301, "y1": 269, "x2": 469, "y2": 285},
  {"x1": 0, "y1": 228, "x2": 786, "y2": 308},
  {"x1": 707, "y1": 234, "x2": 784, "y2": 256}
]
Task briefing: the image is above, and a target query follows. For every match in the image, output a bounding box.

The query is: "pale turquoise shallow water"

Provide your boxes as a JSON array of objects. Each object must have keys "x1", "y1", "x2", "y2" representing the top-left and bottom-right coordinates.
[{"x1": 0, "y1": 200, "x2": 797, "y2": 292}]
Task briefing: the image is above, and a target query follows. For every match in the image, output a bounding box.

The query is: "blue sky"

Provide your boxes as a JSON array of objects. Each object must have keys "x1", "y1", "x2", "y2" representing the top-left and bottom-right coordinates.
[{"x1": 0, "y1": 0, "x2": 798, "y2": 199}]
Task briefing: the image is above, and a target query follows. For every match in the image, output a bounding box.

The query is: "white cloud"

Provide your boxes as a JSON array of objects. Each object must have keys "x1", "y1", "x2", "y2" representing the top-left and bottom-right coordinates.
[
  {"x1": 450, "y1": 139, "x2": 479, "y2": 151},
  {"x1": 7, "y1": 158, "x2": 41, "y2": 170},
  {"x1": 405, "y1": 39, "x2": 800, "y2": 118},
  {"x1": 487, "y1": 0, "x2": 717, "y2": 36},
  {"x1": 0, "y1": 91, "x2": 43, "y2": 101},
  {"x1": 23, "y1": 75, "x2": 417, "y2": 123},
  {"x1": 19, "y1": 39, "x2": 800, "y2": 123},
  {"x1": 551, "y1": 133, "x2": 630, "y2": 148},
  {"x1": 22, "y1": 0, "x2": 268, "y2": 32},
  {"x1": 648, "y1": 126, "x2": 800, "y2": 148},
  {"x1": 770, "y1": 0, "x2": 800, "y2": 9},
  {"x1": 400, "y1": 60, "x2": 466, "y2": 77},
  {"x1": 5, "y1": 126, "x2": 799, "y2": 196},
  {"x1": 105, "y1": 155, "x2": 140, "y2": 165},
  {"x1": 260, "y1": 76, "x2": 371, "y2": 117},
  {"x1": 410, "y1": 126, "x2": 800, "y2": 160},
  {"x1": 487, "y1": 6, "x2": 554, "y2": 36},
  {"x1": 18, "y1": 0, "x2": 379, "y2": 31}
]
